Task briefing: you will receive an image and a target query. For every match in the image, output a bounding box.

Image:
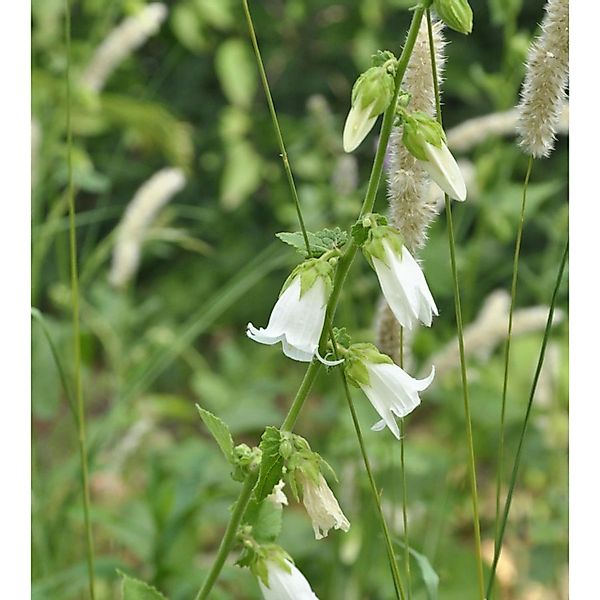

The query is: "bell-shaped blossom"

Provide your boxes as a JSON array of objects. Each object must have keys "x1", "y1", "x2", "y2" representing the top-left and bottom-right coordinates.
[
  {"x1": 258, "y1": 559, "x2": 319, "y2": 600},
  {"x1": 247, "y1": 259, "x2": 340, "y2": 365},
  {"x1": 297, "y1": 471, "x2": 350, "y2": 540},
  {"x1": 363, "y1": 226, "x2": 438, "y2": 330},
  {"x1": 343, "y1": 64, "x2": 395, "y2": 153},
  {"x1": 419, "y1": 140, "x2": 467, "y2": 201},
  {"x1": 345, "y1": 343, "x2": 435, "y2": 439},
  {"x1": 402, "y1": 111, "x2": 467, "y2": 201}
]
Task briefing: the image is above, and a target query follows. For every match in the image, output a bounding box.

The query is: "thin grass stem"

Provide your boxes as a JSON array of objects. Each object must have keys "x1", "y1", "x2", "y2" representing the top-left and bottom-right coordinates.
[
  {"x1": 399, "y1": 328, "x2": 412, "y2": 598},
  {"x1": 64, "y1": 2, "x2": 96, "y2": 597},
  {"x1": 242, "y1": 0, "x2": 311, "y2": 255},
  {"x1": 494, "y1": 156, "x2": 534, "y2": 546},
  {"x1": 426, "y1": 10, "x2": 485, "y2": 599},
  {"x1": 486, "y1": 239, "x2": 568, "y2": 600}
]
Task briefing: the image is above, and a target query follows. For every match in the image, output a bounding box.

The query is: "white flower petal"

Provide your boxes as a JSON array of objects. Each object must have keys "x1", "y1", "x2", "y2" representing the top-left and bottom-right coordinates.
[
  {"x1": 371, "y1": 419, "x2": 386, "y2": 432},
  {"x1": 421, "y1": 142, "x2": 467, "y2": 202},
  {"x1": 259, "y1": 559, "x2": 319, "y2": 600},
  {"x1": 343, "y1": 102, "x2": 378, "y2": 153}
]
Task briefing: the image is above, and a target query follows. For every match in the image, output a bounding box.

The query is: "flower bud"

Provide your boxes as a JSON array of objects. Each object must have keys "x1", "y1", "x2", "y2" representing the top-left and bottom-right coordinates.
[
  {"x1": 343, "y1": 66, "x2": 395, "y2": 153},
  {"x1": 402, "y1": 113, "x2": 446, "y2": 161},
  {"x1": 433, "y1": 0, "x2": 473, "y2": 35}
]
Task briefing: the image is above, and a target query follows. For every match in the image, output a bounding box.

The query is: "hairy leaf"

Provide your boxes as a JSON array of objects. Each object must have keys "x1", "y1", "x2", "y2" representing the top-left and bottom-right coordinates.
[
  {"x1": 196, "y1": 405, "x2": 234, "y2": 463},
  {"x1": 120, "y1": 572, "x2": 168, "y2": 600},
  {"x1": 276, "y1": 228, "x2": 348, "y2": 257},
  {"x1": 255, "y1": 427, "x2": 284, "y2": 502}
]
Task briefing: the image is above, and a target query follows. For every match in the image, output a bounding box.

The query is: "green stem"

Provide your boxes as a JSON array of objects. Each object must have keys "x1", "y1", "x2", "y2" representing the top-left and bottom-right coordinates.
[
  {"x1": 65, "y1": 2, "x2": 96, "y2": 597},
  {"x1": 486, "y1": 239, "x2": 568, "y2": 600},
  {"x1": 337, "y1": 359, "x2": 406, "y2": 600},
  {"x1": 399, "y1": 329, "x2": 412, "y2": 599},
  {"x1": 494, "y1": 156, "x2": 534, "y2": 546},
  {"x1": 242, "y1": 0, "x2": 311, "y2": 256},
  {"x1": 426, "y1": 10, "x2": 485, "y2": 599},
  {"x1": 193, "y1": 8, "x2": 426, "y2": 597},
  {"x1": 280, "y1": 360, "x2": 322, "y2": 432},
  {"x1": 194, "y1": 471, "x2": 259, "y2": 600}
]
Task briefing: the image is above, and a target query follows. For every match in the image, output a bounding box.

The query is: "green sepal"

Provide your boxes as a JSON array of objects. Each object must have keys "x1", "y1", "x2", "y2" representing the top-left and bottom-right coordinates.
[
  {"x1": 280, "y1": 258, "x2": 334, "y2": 299},
  {"x1": 362, "y1": 224, "x2": 404, "y2": 268},
  {"x1": 351, "y1": 213, "x2": 388, "y2": 248},
  {"x1": 371, "y1": 50, "x2": 397, "y2": 68},
  {"x1": 332, "y1": 327, "x2": 352, "y2": 350},
  {"x1": 433, "y1": 0, "x2": 473, "y2": 34},
  {"x1": 402, "y1": 112, "x2": 446, "y2": 161},
  {"x1": 255, "y1": 427, "x2": 285, "y2": 501},
  {"x1": 351, "y1": 66, "x2": 395, "y2": 117},
  {"x1": 344, "y1": 342, "x2": 393, "y2": 388}
]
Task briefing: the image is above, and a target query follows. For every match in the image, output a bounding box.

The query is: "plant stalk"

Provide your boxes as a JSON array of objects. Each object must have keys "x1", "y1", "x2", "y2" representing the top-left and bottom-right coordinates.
[
  {"x1": 65, "y1": 1, "x2": 96, "y2": 597},
  {"x1": 486, "y1": 239, "x2": 568, "y2": 600},
  {"x1": 494, "y1": 156, "x2": 534, "y2": 546},
  {"x1": 426, "y1": 10, "x2": 485, "y2": 599}
]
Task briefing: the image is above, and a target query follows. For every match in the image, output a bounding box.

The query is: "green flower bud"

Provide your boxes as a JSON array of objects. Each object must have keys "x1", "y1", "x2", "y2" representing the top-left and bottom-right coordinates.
[
  {"x1": 343, "y1": 65, "x2": 395, "y2": 152},
  {"x1": 433, "y1": 0, "x2": 473, "y2": 35}
]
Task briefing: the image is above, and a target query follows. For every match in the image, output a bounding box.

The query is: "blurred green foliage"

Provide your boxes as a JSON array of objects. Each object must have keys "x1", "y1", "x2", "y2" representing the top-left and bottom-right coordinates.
[{"x1": 32, "y1": 0, "x2": 568, "y2": 598}]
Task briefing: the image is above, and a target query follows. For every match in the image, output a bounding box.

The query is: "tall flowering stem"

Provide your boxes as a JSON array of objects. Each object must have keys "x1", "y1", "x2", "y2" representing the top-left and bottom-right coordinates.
[
  {"x1": 426, "y1": 10, "x2": 485, "y2": 599},
  {"x1": 486, "y1": 240, "x2": 568, "y2": 599},
  {"x1": 64, "y1": 1, "x2": 96, "y2": 598},
  {"x1": 194, "y1": 7, "x2": 427, "y2": 599},
  {"x1": 494, "y1": 156, "x2": 534, "y2": 547}
]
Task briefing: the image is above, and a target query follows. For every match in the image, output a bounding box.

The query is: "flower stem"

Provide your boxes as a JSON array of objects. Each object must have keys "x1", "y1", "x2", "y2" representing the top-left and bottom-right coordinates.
[
  {"x1": 193, "y1": 8, "x2": 426, "y2": 597},
  {"x1": 65, "y1": 1, "x2": 96, "y2": 597},
  {"x1": 194, "y1": 471, "x2": 259, "y2": 600},
  {"x1": 426, "y1": 10, "x2": 485, "y2": 599},
  {"x1": 335, "y1": 350, "x2": 406, "y2": 600},
  {"x1": 399, "y1": 329, "x2": 412, "y2": 599},
  {"x1": 486, "y1": 239, "x2": 568, "y2": 600},
  {"x1": 241, "y1": 0, "x2": 311, "y2": 256},
  {"x1": 494, "y1": 156, "x2": 534, "y2": 546}
]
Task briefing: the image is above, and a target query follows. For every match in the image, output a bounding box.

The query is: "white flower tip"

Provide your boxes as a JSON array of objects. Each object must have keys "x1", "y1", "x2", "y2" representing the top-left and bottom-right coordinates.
[
  {"x1": 343, "y1": 104, "x2": 378, "y2": 153},
  {"x1": 316, "y1": 349, "x2": 344, "y2": 367},
  {"x1": 422, "y1": 142, "x2": 468, "y2": 202}
]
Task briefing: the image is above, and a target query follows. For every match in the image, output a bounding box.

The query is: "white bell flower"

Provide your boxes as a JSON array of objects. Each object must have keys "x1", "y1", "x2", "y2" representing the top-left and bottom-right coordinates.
[
  {"x1": 364, "y1": 226, "x2": 438, "y2": 330},
  {"x1": 345, "y1": 343, "x2": 435, "y2": 439},
  {"x1": 259, "y1": 559, "x2": 319, "y2": 600},
  {"x1": 419, "y1": 140, "x2": 467, "y2": 202},
  {"x1": 402, "y1": 111, "x2": 467, "y2": 201},
  {"x1": 297, "y1": 471, "x2": 350, "y2": 540},
  {"x1": 247, "y1": 259, "x2": 341, "y2": 365}
]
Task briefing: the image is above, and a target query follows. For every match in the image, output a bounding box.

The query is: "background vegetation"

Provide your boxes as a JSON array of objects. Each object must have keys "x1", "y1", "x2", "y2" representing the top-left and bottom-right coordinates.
[{"x1": 31, "y1": 0, "x2": 568, "y2": 598}]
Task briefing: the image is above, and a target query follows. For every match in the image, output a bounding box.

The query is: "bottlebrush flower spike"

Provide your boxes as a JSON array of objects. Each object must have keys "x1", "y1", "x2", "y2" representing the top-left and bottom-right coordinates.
[
  {"x1": 517, "y1": 0, "x2": 569, "y2": 158},
  {"x1": 258, "y1": 558, "x2": 319, "y2": 600},
  {"x1": 402, "y1": 112, "x2": 466, "y2": 201},
  {"x1": 363, "y1": 224, "x2": 438, "y2": 330},
  {"x1": 247, "y1": 259, "x2": 341, "y2": 365},
  {"x1": 343, "y1": 63, "x2": 395, "y2": 152},
  {"x1": 345, "y1": 343, "x2": 435, "y2": 439}
]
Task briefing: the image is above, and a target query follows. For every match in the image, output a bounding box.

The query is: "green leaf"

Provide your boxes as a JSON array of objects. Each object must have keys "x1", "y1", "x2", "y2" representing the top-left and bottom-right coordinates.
[
  {"x1": 196, "y1": 405, "x2": 235, "y2": 463},
  {"x1": 394, "y1": 541, "x2": 439, "y2": 600},
  {"x1": 276, "y1": 228, "x2": 348, "y2": 258},
  {"x1": 244, "y1": 498, "x2": 283, "y2": 543},
  {"x1": 255, "y1": 427, "x2": 284, "y2": 502},
  {"x1": 119, "y1": 572, "x2": 168, "y2": 600}
]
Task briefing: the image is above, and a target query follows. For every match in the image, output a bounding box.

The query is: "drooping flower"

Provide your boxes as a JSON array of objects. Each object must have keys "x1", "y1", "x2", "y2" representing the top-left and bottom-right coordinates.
[
  {"x1": 296, "y1": 471, "x2": 350, "y2": 540},
  {"x1": 402, "y1": 112, "x2": 466, "y2": 202},
  {"x1": 247, "y1": 259, "x2": 340, "y2": 364},
  {"x1": 267, "y1": 480, "x2": 288, "y2": 508},
  {"x1": 363, "y1": 225, "x2": 438, "y2": 330},
  {"x1": 258, "y1": 558, "x2": 319, "y2": 600},
  {"x1": 343, "y1": 63, "x2": 395, "y2": 153},
  {"x1": 345, "y1": 343, "x2": 435, "y2": 439}
]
